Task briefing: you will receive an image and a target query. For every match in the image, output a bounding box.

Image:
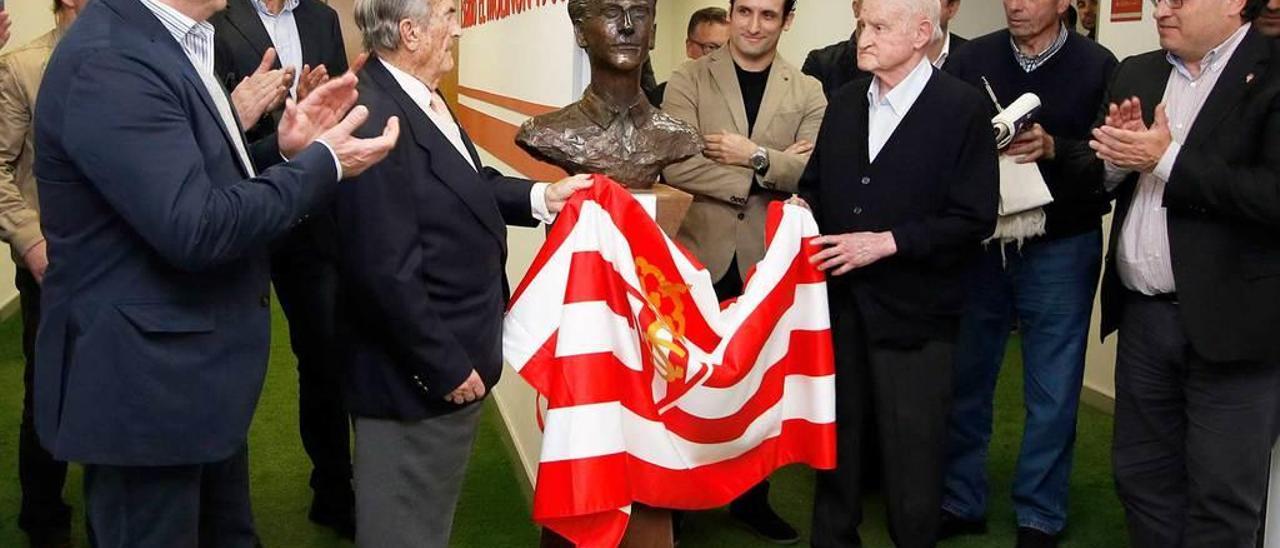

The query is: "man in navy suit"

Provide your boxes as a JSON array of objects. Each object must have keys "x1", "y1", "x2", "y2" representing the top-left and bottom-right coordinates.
[
  {"x1": 32, "y1": 0, "x2": 398, "y2": 544},
  {"x1": 336, "y1": 0, "x2": 590, "y2": 545}
]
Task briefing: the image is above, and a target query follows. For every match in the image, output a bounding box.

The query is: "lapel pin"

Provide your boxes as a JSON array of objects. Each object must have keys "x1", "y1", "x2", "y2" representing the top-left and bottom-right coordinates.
[{"x1": 1246, "y1": 73, "x2": 1255, "y2": 84}]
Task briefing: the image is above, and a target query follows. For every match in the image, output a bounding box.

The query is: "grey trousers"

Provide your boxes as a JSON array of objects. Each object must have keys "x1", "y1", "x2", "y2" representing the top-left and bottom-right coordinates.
[
  {"x1": 354, "y1": 402, "x2": 484, "y2": 548},
  {"x1": 1113, "y1": 293, "x2": 1280, "y2": 548}
]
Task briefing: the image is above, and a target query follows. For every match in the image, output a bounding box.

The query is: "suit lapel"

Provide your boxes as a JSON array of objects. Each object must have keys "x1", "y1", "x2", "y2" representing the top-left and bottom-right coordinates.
[
  {"x1": 224, "y1": 0, "x2": 278, "y2": 67},
  {"x1": 1184, "y1": 29, "x2": 1269, "y2": 147},
  {"x1": 366, "y1": 59, "x2": 506, "y2": 243},
  {"x1": 293, "y1": 0, "x2": 323, "y2": 67},
  {"x1": 115, "y1": 0, "x2": 253, "y2": 177},
  {"x1": 750, "y1": 60, "x2": 791, "y2": 141},
  {"x1": 708, "y1": 50, "x2": 749, "y2": 135}
]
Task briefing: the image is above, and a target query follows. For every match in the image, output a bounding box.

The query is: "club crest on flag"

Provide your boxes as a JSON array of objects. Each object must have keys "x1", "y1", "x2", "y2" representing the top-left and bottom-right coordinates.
[{"x1": 633, "y1": 258, "x2": 707, "y2": 410}]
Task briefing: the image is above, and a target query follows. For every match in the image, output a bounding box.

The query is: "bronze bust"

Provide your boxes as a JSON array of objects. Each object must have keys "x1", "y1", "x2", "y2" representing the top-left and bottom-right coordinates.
[{"x1": 516, "y1": 0, "x2": 702, "y2": 189}]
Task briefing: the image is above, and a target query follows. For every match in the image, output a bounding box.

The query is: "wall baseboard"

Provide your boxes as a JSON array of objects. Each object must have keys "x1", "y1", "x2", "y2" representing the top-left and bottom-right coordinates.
[
  {"x1": 0, "y1": 293, "x2": 19, "y2": 323},
  {"x1": 1081, "y1": 383, "x2": 1116, "y2": 415},
  {"x1": 492, "y1": 388, "x2": 539, "y2": 491}
]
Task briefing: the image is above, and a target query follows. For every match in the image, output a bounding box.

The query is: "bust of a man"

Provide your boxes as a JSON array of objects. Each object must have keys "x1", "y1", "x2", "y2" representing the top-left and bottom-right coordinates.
[{"x1": 516, "y1": 0, "x2": 702, "y2": 189}]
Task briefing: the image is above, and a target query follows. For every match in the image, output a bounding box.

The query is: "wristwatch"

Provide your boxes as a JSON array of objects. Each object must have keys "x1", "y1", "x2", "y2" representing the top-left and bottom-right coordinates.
[{"x1": 750, "y1": 146, "x2": 770, "y2": 175}]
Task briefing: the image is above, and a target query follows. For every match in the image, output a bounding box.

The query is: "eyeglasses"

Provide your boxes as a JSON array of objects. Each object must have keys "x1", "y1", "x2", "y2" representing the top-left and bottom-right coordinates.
[
  {"x1": 1149, "y1": 0, "x2": 1185, "y2": 8},
  {"x1": 688, "y1": 39, "x2": 724, "y2": 54}
]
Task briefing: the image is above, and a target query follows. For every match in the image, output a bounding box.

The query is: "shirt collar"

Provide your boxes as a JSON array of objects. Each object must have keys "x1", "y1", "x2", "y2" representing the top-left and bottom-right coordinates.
[
  {"x1": 578, "y1": 86, "x2": 656, "y2": 129},
  {"x1": 380, "y1": 57, "x2": 437, "y2": 101},
  {"x1": 1166, "y1": 23, "x2": 1251, "y2": 80},
  {"x1": 138, "y1": 0, "x2": 209, "y2": 45},
  {"x1": 933, "y1": 32, "x2": 952, "y2": 68},
  {"x1": 1010, "y1": 24, "x2": 1068, "y2": 72},
  {"x1": 868, "y1": 56, "x2": 933, "y2": 116},
  {"x1": 252, "y1": 0, "x2": 300, "y2": 16}
]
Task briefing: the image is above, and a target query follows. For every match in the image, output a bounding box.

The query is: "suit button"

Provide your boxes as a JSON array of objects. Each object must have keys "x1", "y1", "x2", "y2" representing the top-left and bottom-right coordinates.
[
  {"x1": 259, "y1": 295, "x2": 270, "y2": 308},
  {"x1": 861, "y1": 176, "x2": 871, "y2": 185},
  {"x1": 737, "y1": 212, "x2": 746, "y2": 220},
  {"x1": 853, "y1": 206, "x2": 863, "y2": 215}
]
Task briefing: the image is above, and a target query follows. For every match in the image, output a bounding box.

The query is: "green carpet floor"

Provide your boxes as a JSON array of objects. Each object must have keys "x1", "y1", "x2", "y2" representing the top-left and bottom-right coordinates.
[{"x1": 0, "y1": 303, "x2": 1127, "y2": 546}]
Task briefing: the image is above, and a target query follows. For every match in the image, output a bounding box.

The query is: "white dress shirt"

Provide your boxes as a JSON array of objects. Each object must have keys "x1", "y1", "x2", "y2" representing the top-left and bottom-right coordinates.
[
  {"x1": 379, "y1": 58, "x2": 553, "y2": 222},
  {"x1": 252, "y1": 0, "x2": 303, "y2": 93},
  {"x1": 139, "y1": 0, "x2": 256, "y2": 177},
  {"x1": 867, "y1": 56, "x2": 933, "y2": 162},
  {"x1": 1106, "y1": 23, "x2": 1251, "y2": 296},
  {"x1": 933, "y1": 33, "x2": 952, "y2": 69}
]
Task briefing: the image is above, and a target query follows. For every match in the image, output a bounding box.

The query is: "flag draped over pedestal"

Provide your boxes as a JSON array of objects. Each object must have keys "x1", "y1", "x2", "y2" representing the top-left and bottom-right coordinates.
[{"x1": 503, "y1": 176, "x2": 836, "y2": 547}]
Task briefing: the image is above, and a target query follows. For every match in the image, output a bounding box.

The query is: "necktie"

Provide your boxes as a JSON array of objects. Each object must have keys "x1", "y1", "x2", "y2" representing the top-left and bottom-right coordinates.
[{"x1": 429, "y1": 92, "x2": 452, "y2": 119}]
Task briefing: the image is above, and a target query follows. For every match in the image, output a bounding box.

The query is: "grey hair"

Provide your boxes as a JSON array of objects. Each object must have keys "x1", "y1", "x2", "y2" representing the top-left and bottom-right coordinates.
[{"x1": 354, "y1": 0, "x2": 433, "y2": 53}]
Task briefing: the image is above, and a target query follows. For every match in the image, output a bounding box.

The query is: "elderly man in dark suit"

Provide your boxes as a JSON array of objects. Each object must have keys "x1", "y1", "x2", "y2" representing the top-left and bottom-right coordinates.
[
  {"x1": 796, "y1": 0, "x2": 997, "y2": 546},
  {"x1": 335, "y1": 0, "x2": 590, "y2": 545},
  {"x1": 1058, "y1": 0, "x2": 1280, "y2": 545},
  {"x1": 210, "y1": 0, "x2": 356, "y2": 535},
  {"x1": 32, "y1": 0, "x2": 399, "y2": 543}
]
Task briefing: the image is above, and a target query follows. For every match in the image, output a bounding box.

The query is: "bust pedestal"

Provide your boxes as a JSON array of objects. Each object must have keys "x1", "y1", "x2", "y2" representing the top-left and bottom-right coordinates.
[
  {"x1": 539, "y1": 505, "x2": 673, "y2": 548},
  {"x1": 629, "y1": 183, "x2": 694, "y2": 237},
  {"x1": 537, "y1": 182, "x2": 686, "y2": 548}
]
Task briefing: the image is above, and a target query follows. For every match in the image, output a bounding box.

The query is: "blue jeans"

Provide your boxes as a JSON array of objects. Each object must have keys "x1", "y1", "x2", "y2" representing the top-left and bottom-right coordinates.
[{"x1": 942, "y1": 229, "x2": 1102, "y2": 535}]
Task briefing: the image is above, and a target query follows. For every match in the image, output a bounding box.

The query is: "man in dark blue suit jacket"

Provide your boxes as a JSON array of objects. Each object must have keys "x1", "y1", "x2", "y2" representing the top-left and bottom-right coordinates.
[
  {"x1": 32, "y1": 0, "x2": 397, "y2": 544},
  {"x1": 335, "y1": 0, "x2": 589, "y2": 544}
]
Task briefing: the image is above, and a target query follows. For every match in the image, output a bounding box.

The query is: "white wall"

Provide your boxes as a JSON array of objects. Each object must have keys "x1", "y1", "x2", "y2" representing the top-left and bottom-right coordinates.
[{"x1": 950, "y1": 0, "x2": 1006, "y2": 39}]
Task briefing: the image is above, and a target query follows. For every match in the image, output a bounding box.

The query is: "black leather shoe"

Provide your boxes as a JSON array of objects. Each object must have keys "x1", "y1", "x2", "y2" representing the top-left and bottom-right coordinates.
[
  {"x1": 1015, "y1": 526, "x2": 1059, "y2": 548},
  {"x1": 308, "y1": 499, "x2": 355, "y2": 541},
  {"x1": 728, "y1": 503, "x2": 800, "y2": 545},
  {"x1": 938, "y1": 511, "x2": 987, "y2": 539},
  {"x1": 27, "y1": 527, "x2": 72, "y2": 548}
]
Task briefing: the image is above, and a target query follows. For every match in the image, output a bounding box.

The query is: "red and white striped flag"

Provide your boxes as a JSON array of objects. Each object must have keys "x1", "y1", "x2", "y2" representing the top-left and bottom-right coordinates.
[{"x1": 504, "y1": 176, "x2": 836, "y2": 547}]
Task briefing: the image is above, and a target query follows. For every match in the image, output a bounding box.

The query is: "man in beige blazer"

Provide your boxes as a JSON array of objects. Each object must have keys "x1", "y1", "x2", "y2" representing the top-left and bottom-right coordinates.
[
  {"x1": 663, "y1": 0, "x2": 826, "y2": 303},
  {"x1": 660, "y1": 0, "x2": 826, "y2": 543},
  {"x1": 0, "y1": 2, "x2": 80, "y2": 545}
]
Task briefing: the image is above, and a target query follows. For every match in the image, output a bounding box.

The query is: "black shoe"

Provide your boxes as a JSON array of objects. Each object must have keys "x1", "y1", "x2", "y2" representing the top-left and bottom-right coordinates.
[
  {"x1": 27, "y1": 527, "x2": 72, "y2": 548},
  {"x1": 728, "y1": 503, "x2": 800, "y2": 545},
  {"x1": 1015, "y1": 526, "x2": 1059, "y2": 548},
  {"x1": 308, "y1": 499, "x2": 355, "y2": 541},
  {"x1": 938, "y1": 511, "x2": 987, "y2": 539}
]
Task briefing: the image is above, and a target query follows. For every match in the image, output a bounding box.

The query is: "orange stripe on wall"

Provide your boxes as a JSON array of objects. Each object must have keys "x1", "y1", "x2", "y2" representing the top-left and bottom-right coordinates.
[
  {"x1": 455, "y1": 103, "x2": 569, "y2": 182},
  {"x1": 458, "y1": 86, "x2": 560, "y2": 118}
]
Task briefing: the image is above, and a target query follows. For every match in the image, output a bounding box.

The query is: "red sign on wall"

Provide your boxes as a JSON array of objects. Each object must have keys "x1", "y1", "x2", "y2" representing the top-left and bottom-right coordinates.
[{"x1": 1111, "y1": 0, "x2": 1145, "y2": 22}]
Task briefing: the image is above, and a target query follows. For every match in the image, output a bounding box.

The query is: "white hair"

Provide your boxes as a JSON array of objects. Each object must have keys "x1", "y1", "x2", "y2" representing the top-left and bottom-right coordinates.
[
  {"x1": 354, "y1": 0, "x2": 433, "y2": 53},
  {"x1": 884, "y1": 0, "x2": 942, "y2": 40}
]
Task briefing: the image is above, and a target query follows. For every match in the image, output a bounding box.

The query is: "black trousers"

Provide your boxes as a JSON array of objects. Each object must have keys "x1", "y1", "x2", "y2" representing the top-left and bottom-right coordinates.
[
  {"x1": 812, "y1": 299, "x2": 953, "y2": 548},
  {"x1": 15, "y1": 269, "x2": 71, "y2": 536},
  {"x1": 84, "y1": 446, "x2": 256, "y2": 548},
  {"x1": 1112, "y1": 293, "x2": 1280, "y2": 548},
  {"x1": 269, "y1": 218, "x2": 352, "y2": 507}
]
